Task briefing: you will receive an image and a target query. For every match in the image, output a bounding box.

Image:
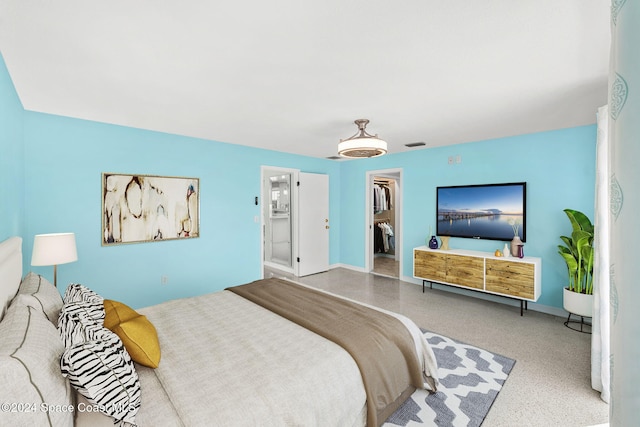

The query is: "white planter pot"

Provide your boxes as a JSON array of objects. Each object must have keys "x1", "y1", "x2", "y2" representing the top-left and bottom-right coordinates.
[{"x1": 563, "y1": 287, "x2": 594, "y2": 317}]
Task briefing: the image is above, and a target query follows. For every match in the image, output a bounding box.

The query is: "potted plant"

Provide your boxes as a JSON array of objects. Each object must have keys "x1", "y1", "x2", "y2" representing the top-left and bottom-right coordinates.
[{"x1": 557, "y1": 208, "x2": 594, "y2": 317}]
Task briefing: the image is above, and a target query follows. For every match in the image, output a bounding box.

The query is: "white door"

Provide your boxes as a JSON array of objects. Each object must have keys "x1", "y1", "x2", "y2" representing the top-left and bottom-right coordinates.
[{"x1": 297, "y1": 172, "x2": 329, "y2": 276}]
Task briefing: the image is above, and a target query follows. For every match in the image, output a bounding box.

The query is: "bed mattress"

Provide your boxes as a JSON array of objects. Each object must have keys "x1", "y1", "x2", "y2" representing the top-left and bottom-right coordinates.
[{"x1": 133, "y1": 290, "x2": 368, "y2": 426}]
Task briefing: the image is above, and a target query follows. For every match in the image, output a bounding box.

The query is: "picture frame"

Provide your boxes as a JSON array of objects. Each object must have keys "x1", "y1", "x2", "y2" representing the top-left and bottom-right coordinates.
[{"x1": 102, "y1": 173, "x2": 200, "y2": 245}]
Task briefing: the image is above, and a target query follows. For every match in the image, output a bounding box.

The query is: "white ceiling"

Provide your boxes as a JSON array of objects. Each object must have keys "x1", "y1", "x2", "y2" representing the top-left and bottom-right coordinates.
[{"x1": 0, "y1": 1, "x2": 610, "y2": 159}]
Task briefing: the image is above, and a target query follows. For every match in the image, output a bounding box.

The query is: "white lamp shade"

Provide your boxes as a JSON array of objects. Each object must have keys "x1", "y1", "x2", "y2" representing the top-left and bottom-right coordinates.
[{"x1": 31, "y1": 233, "x2": 78, "y2": 266}]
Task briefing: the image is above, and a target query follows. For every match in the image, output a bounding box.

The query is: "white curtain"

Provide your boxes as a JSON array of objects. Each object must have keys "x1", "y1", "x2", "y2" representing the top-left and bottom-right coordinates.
[
  {"x1": 591, "y1": 105, "x2": 609, "y2": 404},
  {"x1": 608, "y1": 1, "x2": 640, "y2": 424}
]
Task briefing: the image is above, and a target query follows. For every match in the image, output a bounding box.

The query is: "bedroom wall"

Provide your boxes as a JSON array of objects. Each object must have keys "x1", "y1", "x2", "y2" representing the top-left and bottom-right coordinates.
[
  {"x1": 339, "y1": 126, "x2": 596, "y2": 312},
  {"x1": 2, "y1": 49, "x2": 596, "y2": 312},
  {"x1": 22, "y1": 112, "x2": 341, "y2": 309},
  {"x1": 0, "y1": 53, "x2": 25, "y2": 241}
]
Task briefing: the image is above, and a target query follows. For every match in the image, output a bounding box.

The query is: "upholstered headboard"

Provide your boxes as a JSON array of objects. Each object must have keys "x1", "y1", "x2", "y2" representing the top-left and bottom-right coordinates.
[{"x1": 0, "y1": 236, "x2": 22, "y2": 321}]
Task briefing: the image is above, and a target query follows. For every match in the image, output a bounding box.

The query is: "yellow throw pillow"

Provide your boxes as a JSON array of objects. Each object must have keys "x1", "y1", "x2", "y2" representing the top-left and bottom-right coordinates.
[
  {"x1": 103, "y1": 299, "x2": 138, "y2": 329},
  {"x1": 103, "y1": 299, "x2": 161, "y2": 368}
]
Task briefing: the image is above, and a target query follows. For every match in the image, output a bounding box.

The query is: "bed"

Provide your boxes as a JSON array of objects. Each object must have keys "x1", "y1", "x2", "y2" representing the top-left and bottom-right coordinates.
[{"x1": 0, "y1": 236, "x2": 438, "y2": 427}]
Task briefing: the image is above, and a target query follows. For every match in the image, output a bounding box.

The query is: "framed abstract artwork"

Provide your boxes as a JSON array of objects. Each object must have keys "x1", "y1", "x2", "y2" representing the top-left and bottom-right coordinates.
[{"x1": 102, "y1": 173, "x2": 200, "y2": 245}]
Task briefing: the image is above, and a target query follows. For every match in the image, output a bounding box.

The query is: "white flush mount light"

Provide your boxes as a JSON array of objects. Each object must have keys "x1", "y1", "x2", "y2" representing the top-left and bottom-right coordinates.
[{"x1": 338, "y1": 119, "x2": 387, "y2": 158}]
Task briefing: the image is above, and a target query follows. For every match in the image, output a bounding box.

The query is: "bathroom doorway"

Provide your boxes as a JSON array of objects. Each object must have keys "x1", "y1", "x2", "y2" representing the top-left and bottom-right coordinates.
[
  {"x1": 262, "y1": 167, "x2": 297, "y2": 275},
  {"x1": 261, "y1": 166, "x2": 330, "y2": 278}
]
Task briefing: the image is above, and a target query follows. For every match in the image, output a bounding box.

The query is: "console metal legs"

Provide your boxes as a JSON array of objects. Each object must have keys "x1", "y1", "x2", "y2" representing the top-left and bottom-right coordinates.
[{"x1": 423, "y1": 280, "x2": 529, "y2": 316}]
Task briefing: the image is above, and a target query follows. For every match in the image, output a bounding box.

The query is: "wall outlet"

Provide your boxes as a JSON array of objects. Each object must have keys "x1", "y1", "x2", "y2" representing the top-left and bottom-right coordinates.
[{"x1": 161, "y1": 275, "x2": 169, "y2": 285}]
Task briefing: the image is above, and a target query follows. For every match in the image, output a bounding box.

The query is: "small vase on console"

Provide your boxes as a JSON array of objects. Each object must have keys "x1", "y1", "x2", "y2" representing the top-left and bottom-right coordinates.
[
  {"x1": 428, "y1": 235, "x2": 439, "y2": 249},
  {"x1": 440, "y1": 236, "x2": 450, "y2": 250},
  {"x1": 503, "y1": 243, "x2": 511, "y2": 258},
  {"x1": 511, "y1": 235, "x2": 523, "y2": 257}
]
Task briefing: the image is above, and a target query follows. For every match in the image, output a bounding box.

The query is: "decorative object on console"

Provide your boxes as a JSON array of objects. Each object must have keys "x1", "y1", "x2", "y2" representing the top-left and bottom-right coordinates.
[
  {"x1": 439, "y1": 236, "x2": 450, "y2": 250},
  {"x1": 517, "y1": 244, "x2": 524, "y2": 258},
  {"x1": 102, "y1": 173, "x2": 200, "y2": 245},
  {"x1": 510, "y1": 236, "x2": 522, "y2": 257},
  {"x1": 508, "y1": 217, "x2": 523, "y2": 257},
  {"x1": 427, "y1": 226, "x2": 438, "y2": 249},
  {"x1": 558, "y1": 209, "x2": 594, "y2": 331},
  {"x1": 31, "y1": 232, "x2": 78, "y2": 288},
  {"x1": 503, "y1": 243, "x2": 511, "y2": 258},
  {"x1": 338, "y1": 119, "x2": 387, "y2": 158}
]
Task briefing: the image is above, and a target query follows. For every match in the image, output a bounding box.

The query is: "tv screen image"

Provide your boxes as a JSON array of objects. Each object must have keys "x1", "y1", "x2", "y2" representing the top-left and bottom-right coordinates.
[{"x1": 436, "y1": 182, "x2": 526, "y2": 242}]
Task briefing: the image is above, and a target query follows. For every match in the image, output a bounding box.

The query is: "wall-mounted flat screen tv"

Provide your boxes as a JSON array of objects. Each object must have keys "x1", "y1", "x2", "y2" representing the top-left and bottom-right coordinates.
[{"x1": 436, "y1": 182, "x2": 526, "y2": 242}]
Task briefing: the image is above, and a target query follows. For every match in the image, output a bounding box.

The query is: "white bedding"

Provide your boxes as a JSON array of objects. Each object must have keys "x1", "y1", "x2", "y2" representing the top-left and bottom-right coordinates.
[{"x1": 135, "y1": 290, "x2": 368, "y2": 427}]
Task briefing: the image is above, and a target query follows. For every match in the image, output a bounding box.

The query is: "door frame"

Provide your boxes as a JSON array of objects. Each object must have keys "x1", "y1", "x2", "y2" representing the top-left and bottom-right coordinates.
[
  {"x1": 261, "y1": 165, "x2": 300, "y2": 277},
  {"x1": 365, "y1": 168, "x2": 403, "y2": 275}
]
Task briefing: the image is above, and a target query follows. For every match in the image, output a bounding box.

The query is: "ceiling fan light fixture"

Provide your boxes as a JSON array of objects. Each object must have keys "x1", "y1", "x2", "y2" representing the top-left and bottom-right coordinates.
[{"x1": 338, "y1": 119, "x2": 387, "y2": 158}]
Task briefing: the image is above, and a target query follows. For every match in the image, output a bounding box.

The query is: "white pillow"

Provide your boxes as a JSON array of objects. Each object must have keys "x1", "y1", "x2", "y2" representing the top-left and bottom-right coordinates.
[
  {"x1": 0, "y1": 236, "x2": 22, "y2": 322},
  {"x1": 0, "y1": 301, "x2": 74, "y2": 427},
  {"x1": 17, "y1": 272, "x2": 63, "y2": 323}
]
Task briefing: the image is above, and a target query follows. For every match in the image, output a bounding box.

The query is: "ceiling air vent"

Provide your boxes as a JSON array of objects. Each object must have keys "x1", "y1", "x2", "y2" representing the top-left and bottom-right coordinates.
[
  {"x1": 404, "y1": 142, "x2": 426, "y2": 148},
  {"x1": 326, "y1": 156, "x2": 342, "y2": 160}
]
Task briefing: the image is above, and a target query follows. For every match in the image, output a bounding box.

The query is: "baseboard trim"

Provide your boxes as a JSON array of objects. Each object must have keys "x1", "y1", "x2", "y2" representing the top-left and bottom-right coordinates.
[{"x1": 330, "y1": 263, "x2": 366, "y2": 273}]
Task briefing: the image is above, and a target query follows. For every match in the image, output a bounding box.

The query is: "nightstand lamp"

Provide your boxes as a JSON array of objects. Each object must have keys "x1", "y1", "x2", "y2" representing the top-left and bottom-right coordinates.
[{"x1": 31, "y1": 232, "x2": 78, "y2": 288}]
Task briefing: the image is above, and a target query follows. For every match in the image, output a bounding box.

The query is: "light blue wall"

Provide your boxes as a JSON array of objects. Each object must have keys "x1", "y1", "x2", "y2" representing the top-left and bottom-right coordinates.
[
  {"x1": 0, "y1": 53, "x2": 25, "y2": 241},
  {"x1": 1, "y1": 50, "x2": 596, "y2": 311},
  {"x1": 339, "y1": 126, "x2": 596, "y2": 309},
  {"x1": 22, "y1": 112, "x2": 341, "y2": 309}
]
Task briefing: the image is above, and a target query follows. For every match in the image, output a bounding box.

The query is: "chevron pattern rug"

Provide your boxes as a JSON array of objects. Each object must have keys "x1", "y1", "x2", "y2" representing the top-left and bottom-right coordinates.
[{"x1": 385, "y1": 331, "x2": 515, "y2": 427}]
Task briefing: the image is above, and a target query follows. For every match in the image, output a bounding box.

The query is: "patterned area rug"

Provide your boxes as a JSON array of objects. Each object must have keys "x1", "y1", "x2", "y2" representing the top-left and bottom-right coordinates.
[{"x1": 385, "y1": 331, "x2": 516, "y2": 427}]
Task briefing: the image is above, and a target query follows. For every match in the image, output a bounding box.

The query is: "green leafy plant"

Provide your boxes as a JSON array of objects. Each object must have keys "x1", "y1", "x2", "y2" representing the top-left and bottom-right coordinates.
[{"x1": 557, "y1": 209, "x2": 594, "y2": 294}]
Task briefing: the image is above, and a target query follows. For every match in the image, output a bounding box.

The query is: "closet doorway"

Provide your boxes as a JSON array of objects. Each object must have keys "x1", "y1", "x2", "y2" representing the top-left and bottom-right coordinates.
[{"x1": 365, "y1": 169, "x2": 402, "y2": 278}]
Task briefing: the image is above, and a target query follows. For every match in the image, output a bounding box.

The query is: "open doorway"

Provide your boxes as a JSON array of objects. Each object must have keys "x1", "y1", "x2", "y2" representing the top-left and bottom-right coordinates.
[
  {"x1": 261, "y1": 167, "x2": 330, "y2": 280},
  {"x1": 365, "y1": 169, "x2": 402, "y2": 278},
  {"x1": 262, "y1": 166, "x2": 299, "y2": 278}
]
